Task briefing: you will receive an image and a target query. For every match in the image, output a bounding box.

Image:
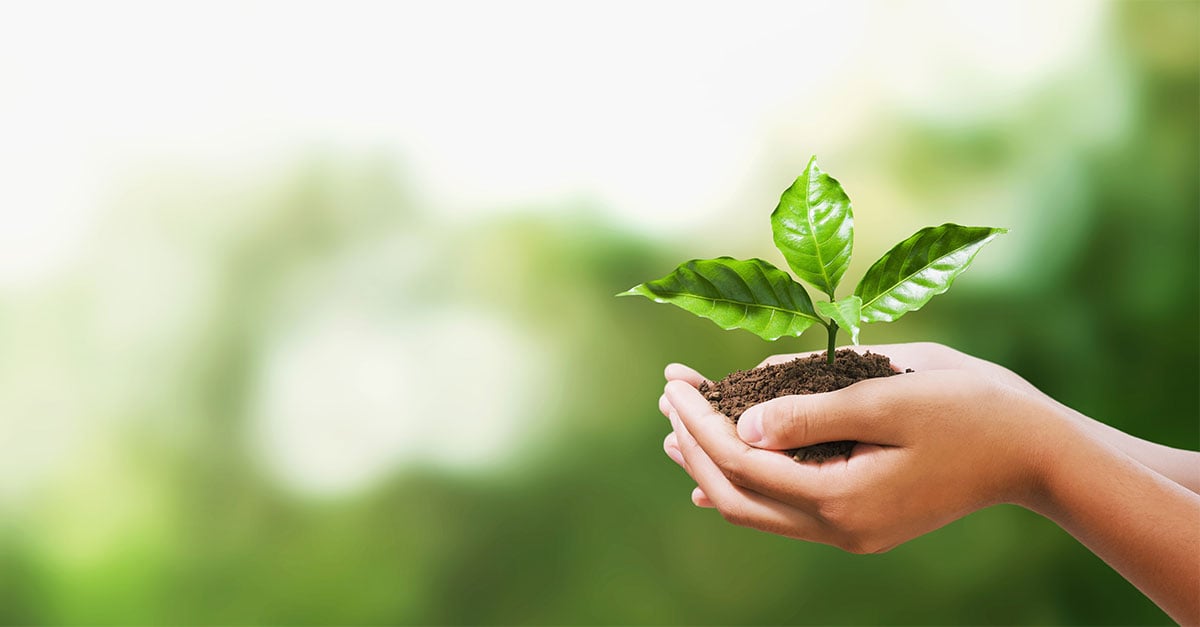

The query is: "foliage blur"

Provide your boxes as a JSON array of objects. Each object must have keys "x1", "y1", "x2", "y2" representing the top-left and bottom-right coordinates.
[{"x1": 0, "y1": 2, "x2": 1196, "y2": 625}]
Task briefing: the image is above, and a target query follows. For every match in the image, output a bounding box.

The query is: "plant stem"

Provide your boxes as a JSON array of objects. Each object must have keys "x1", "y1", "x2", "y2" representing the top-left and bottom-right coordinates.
[{"x1": 826, "y1": 321, "x2": 838, "y2": 365}]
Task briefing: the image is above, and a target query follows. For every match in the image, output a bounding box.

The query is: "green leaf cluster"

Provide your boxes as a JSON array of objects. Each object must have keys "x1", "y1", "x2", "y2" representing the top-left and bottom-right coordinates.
[{"x1": 619, "y1": 156, "x2": 1006, "y2": 360}]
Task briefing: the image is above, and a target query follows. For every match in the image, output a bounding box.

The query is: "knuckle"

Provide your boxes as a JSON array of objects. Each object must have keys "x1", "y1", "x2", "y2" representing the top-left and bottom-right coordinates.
[
  {"x1": 677, "y1": 433, "x2": 705, "y2": 458},
  {"x1": 817, "y1": 500, "x2": 892, "y2": 555},
  {"x1": 835, "y1": 535, "x2": 866, "y2": 554},
  {"x1": 925, "y1": 342, "x2": 969, "y2": 369},
  {"x1": 715, "y1": 453, "x2": 748, "y2": 486},
  {"x1": 812, "y1": 485, "x2": 863, "y2": 525},
  {"x1": 842, "y1": 534, "x2": 893, "y2": 555},
  {"x1": 779, "y1": 399, "x2": 812, "y2": 444},
  {"x1": 718, "y1": 504, "x2": 752, "y2": 528},
  {"x1": 815, "y1": 497, "x2": 853, "y2": 528},
  {"x1": 868, "y1": 541, "x2": 896, "y2": 555},
  {"x1": 918, "y1": 341, "x2": 950, "y2": 356},
  {"x1": 837, "y1": 535, "x2": 880, "y2": 555},
  {"x1": 846, "y1": 385, "x2": 885, "y2": 419},
  {"x1": 852, "y1": 378, "x2": 908, "y2": 422},
  {"x1": 865, "y1": 390, "x2": 895, "y2": 422}
]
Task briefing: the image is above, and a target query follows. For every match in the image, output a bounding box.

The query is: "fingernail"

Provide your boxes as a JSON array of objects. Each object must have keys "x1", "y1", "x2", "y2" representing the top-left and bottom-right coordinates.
[
  {"x1": 738, "y1": 406, "x2": 764, "y2": 445},
  {"x1": 665, "y1": 446, "x2": 684, "y2": 466}
]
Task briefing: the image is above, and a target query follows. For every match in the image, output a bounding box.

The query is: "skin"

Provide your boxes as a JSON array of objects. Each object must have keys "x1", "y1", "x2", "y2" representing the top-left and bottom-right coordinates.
[{"x1": 657, "y1": 342, "x2": 1200, "y2": 624}]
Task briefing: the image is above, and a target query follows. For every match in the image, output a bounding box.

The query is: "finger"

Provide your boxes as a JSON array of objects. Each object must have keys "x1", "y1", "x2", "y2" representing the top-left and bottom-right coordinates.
[
  {"x1": 750, "y1": 344, "x2": 1027, "y2": 413},
  {"x1": 659, "y1": 393, "x2": 673, "y2": 418},
  {"x1": 664, "y1": 432, "x2": 685, "y2": 469},
  {"x1": 665, "y1": 380, "x2": 842, "y2": 507},
  {"x1": 665, "y1": 429, "x2": 709, "y2": 508},
  {"x1": 734, "y1": 376, "x2": 907, "y2": 450},
  {"x1": 664, "y1": 363, "x2": 709, "y2": 387},
  {"x1": 669, "y1": 405, "x2": 826, "y2": 539},
  {"x1": 853, "y1": 342, "x2": 959, "y2": 372},
  {"x1": 858, "y1": 343, "x2": 1044, "y2": 397}
]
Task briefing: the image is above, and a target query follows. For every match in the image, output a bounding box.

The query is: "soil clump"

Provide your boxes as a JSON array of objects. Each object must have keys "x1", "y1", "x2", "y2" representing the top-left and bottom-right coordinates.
[{"x1": 698, "y1": 349, "x2": 906, "y2": 462}]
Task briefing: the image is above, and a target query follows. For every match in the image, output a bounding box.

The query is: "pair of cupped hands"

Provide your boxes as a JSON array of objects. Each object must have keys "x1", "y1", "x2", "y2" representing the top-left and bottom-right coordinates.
[
  {"x1": 658, "y1": 342, "x2": 1082, "y2": 554},
  {"x1": 660, "y1": 342, "x2": 1200, "y2": 623}
]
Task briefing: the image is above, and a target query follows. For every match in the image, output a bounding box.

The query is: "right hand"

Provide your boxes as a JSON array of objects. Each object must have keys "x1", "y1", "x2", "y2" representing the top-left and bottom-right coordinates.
[{"x1": 659, "y1": 343, "x2": 1070, "y2": 552}]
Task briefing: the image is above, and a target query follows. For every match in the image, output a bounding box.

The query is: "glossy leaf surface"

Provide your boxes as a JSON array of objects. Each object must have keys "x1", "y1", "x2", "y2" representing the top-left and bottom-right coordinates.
[
  {"x1": 618, "y1": 257, "x2": 820, "y2": 341},
  {"x1": 816, "y1": 295, "x2": 863, "y2": 345},
  {"x1": 771, "y1": 156, "x2": 854, "y2": 297},
  {"x1": 855, "y1": 224, "x2": 1006, "y2": 323}
]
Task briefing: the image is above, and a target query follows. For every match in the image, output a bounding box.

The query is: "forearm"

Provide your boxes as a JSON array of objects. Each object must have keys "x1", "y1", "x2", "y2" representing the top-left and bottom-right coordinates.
[
  {"x1": 989, "y1": 359, "x2": 1200, "y2": 494},
  {"x1": 1067, "y1": 408, "x2": 1200, "y2": 494},
  {"x1": 1027, "y1": 424, "x2": 1200, "y2": 624}
]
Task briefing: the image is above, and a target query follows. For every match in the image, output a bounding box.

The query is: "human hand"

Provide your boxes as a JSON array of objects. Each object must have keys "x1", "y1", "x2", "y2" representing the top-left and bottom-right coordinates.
[
  {"x1": 658, "y1": 342, "x2": 1074, "y2": 553},
  {"x1": 664, "y1": 342, "x2": 1200, "y2": 495},
  {"x1": 658, "y1": 343, "x2": 1200, "y2": 621}
]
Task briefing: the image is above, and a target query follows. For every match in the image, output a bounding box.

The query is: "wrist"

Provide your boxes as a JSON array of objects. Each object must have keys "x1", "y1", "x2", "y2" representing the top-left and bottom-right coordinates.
[
  {"x1": 1017, "y1": 411, "x2": 1126, "y2": 521},
  {"x1": 1008, "y1": 398, "x2": 1097, "y2": 516}
]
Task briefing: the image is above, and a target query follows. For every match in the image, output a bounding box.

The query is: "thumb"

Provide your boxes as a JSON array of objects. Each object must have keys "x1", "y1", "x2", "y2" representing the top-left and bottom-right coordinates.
[{"x1": 735, "y1": 379, "x2": 900, "y2": 449}]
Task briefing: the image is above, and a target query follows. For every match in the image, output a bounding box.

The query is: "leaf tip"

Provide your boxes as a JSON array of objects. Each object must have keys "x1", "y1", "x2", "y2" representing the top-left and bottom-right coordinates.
[{"x1": 802, "y1": 155, "x2": 823, "y2": 179}]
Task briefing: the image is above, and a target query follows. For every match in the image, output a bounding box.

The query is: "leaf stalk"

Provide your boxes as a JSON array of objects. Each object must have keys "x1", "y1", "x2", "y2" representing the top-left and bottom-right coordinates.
[{"x1": 826, "y1": 321, "x2": 838, "y2": 365}]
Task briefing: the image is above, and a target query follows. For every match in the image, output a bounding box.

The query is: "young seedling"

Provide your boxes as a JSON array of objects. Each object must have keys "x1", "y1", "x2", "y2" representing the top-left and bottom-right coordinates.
[{"x1": 619, "y1": 156, "x2": 1005, "y2": 364}]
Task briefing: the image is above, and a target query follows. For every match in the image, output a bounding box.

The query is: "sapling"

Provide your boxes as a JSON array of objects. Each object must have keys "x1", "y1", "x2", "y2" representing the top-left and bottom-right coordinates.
[{"x1": 619, "y1": 156, "x2": 1005, "y2": 364}]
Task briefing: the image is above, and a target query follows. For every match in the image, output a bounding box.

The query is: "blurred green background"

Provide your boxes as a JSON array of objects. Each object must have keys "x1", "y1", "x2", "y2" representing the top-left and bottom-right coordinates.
[{"x1": 0, "y1": 1, "x2": 1196, "y2": 624}]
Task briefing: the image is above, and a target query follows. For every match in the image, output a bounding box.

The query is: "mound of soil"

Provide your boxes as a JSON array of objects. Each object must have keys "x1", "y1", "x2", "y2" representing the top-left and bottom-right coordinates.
[{"x1": 698, "y1": 349, "x2": 906, "y2": 463}]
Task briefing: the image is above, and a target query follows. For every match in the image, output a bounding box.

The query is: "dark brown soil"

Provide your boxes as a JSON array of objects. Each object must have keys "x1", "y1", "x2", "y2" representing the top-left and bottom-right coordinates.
[{"x1": 698, "y1": 349, "x2": 907, "y2": 463}]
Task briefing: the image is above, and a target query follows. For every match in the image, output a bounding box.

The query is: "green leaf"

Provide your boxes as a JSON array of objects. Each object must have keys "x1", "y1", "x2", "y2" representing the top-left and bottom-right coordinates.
[
  {"x1": 771, "y1": 156, "x2": 854, "y2": 298},
  {"x1": 855, "y1": 224, "x2": 1007, "y2": 323},
  {"x1": 816, "y1": 295, "x2": 863, "y2": 345},
  {"x1": 617, "y1": 257, "x2": 821, "y2": 341}
]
